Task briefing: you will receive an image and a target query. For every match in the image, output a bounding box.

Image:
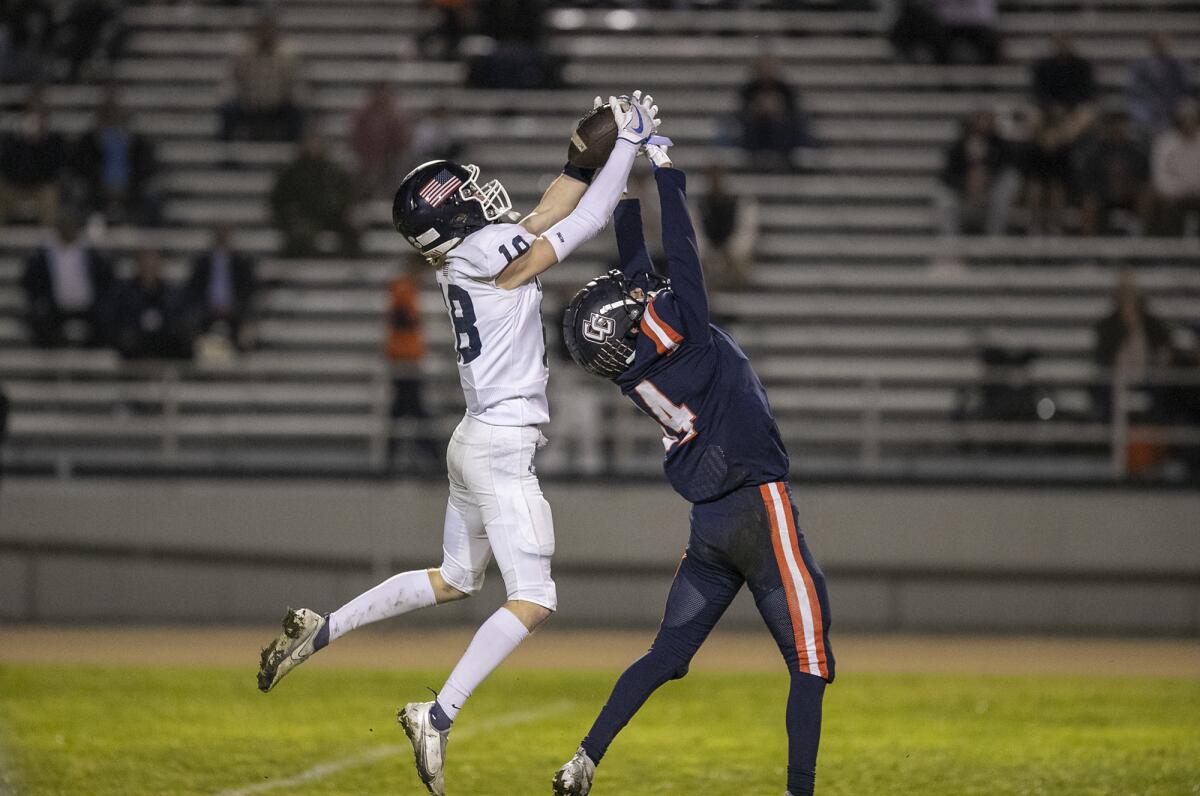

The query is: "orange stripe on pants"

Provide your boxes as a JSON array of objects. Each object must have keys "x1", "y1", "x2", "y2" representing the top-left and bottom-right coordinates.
[
  {"x1": 761, "y1": 483, "x2": 813, "y2": 675},
  {"x1": 777, "y1": 485, "x2": 829, "y2": 679}
]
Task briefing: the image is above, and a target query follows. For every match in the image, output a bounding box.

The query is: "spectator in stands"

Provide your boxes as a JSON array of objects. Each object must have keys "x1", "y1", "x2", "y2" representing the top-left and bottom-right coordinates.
[
  {"x1": 738, "y1": 56, "x2": 813, "y2": 172},
  {"x1": 1021, "y1": 104, "x2": 1073, "y2": 235},
  {"x1": 70, "y1": 92, "x2": 160, "y2": 226},
  {"x1": 1151, "y1": 99, "x2": 1200, "y2": 236},
  {"x1": 351, "y1": 82, "x2": 410, "y2": 198},
  {"x1": 186, "y1": 224, "x2": 257, "y2": 351},
  {"x1": 1030, "y1": 33, "x2": 1098, "y2": 169},
  {"x1": 693, "y1": 164, "x2": 758, "y2": 291},
  {"x1": 20, "y1": 213, "x2": 113, "y2": 348},
  {"x1": 57, "y1": 0, "x2": 121, "y2": 82},
  {"x1": 889, "y1": 0, "x2": 943, "y2": 64},
  {"x1": 418, "y1": 0, "x2": 470, "y2": 61},
  {"x1": 1032, "y1": 33, "x2": 1095, "y2": 112},
  {"x1": 112, "y1": 248, "x2": 192, "y2": 360},
  {"x1": 468, "y1": 0, "x2": 561, "y2": 89},
  {"x1": 409, "y1": 103, "x2": 464, "y2": 163},
  {"x1": 0, "y1": 0, "x2": 55, "y2": 83},
  {"x1": 1078, "y1": 110, "x2": 1152, "y2": 237},
  {"x1": 0, "y1": 94, "x2": 66, "y2": 228},
  {"x1": 0, "y1": 385, "x2": 8, "y2": 476},
  {"x1": 220, "y1": 14, "x2": 304, "y2": 142},
  {"x1": 386, "y1": 255, "x2": 440, "y2": 472},
  {"x1": 540, "y1": 286, "x2": 603, "y2": 477},
  {"x1": 935, "y1": 0, "x2": 1001, "y2": 65},
  {"x1": 940, "y1": 108, "x2": 1019, "y2": 235},
  {"x1": 1128, "y1": 33, "x2": 1193, "y2": 142},
  {"x1": 1093, "y1": 269, "x2": 1173, "y2": 419},
  {"x1": 269, "y1": 132, "x2": 360, "y2": 257}
]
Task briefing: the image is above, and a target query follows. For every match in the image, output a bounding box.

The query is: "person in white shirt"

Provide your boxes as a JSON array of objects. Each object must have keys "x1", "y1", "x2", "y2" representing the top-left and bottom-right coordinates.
[
  {"x1": 1151, "y1": 99, "x2": 1200, "y2": 235},
  {"x1": 257, "y1": 92, "x2": 664, "y2": 796},
  {"x1": 20, "y1": 214, "x2": 113, "y2": 347}
]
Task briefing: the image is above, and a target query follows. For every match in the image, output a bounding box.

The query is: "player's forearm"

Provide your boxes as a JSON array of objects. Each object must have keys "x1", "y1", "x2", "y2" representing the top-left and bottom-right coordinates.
[
  {"x1": 518, "y1": 173, "x2": 589, "y2": 237},
  {"x1": 614, "y1": 198, "x2": 654, "y2": 279},
  {"x1": 655, "y1": 168, "x2": 711, "y2": 322},
  {"x1": 543, "y1": 139, "x2": 638, "y2": 263}
]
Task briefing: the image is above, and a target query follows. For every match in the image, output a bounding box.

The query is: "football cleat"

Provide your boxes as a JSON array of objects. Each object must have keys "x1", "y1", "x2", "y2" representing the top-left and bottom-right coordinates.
[
  {"x1": 398, "y1": 701, "x2": 449, "y2": 796},
  {"x1": 552, "y1": 747, "x2": 596, "y2": 796},
  {"x1": 256, "y1": 607, "x2": 326, "y2": 693}
]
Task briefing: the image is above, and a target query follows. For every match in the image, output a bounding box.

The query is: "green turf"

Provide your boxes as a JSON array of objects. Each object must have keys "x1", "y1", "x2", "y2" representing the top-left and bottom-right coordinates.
[{"x1": 1, "y1": 665, "x2": 1197, "y2": 795}]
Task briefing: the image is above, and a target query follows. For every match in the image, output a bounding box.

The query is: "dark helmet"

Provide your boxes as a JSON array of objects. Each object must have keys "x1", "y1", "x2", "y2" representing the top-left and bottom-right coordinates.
[
  {"x1": 392, "y1": 160, "x2": 512, "y2": 259},
  {"x1": 562, "y1": 269, "x2": 668, "y2": 380}
]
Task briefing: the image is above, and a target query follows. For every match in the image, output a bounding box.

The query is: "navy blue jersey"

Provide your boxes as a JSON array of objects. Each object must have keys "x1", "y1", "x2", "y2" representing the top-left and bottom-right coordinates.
[{"x1": 612, "y1": 170, "x2": 789, "y2": 504}]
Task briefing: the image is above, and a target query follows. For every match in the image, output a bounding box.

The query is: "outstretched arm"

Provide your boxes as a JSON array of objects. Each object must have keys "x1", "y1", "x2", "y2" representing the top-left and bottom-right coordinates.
[
  {"x1": 655, "y1": 167, "x2": 710, "y2": 333},
  {"x1": 614, "y1": 198, "x2": 654, "y2": 281},
  {"x1": 518, "y1": 167, "x2": 591, "y2": 237},
  {"x1": 496, "y1": 96, "x2": 656, "y2": 291}
]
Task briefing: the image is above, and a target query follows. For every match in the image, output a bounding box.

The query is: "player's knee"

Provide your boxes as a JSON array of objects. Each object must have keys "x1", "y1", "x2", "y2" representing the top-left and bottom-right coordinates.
[
  {"x1": 431, "y1": 566, "x2": 478, "y2": 603},
  {"x1": 646, "y1": 640, "x2": 692, "y2": 681},
  {"x1": 504, "y1": 599, "x2": 553, "y2": 631}
]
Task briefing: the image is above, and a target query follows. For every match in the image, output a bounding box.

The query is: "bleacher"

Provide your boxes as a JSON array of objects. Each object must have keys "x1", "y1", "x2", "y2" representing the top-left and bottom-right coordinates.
[{"x1": 1, "y1": 0, "x2": 1198, "y2": 481}]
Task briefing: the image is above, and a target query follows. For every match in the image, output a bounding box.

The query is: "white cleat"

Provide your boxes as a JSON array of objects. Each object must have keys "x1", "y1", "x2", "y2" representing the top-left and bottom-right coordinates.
[
  {"x1": 552, "y1": 747, "x2": 596, "y2": 796},
  {"x1": 257, "y1": 607, "x2": 326, "y2": 693},
  {"x1": 398, "y1": 701, "x2": 449, "y2": 796}
]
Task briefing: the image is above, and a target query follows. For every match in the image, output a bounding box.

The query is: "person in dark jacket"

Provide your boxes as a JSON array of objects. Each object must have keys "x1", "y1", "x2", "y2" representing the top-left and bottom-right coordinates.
[
  {"x1": 940, "y1": 108, "x2": 1017, "y2": 234},
  {"x1": 269, "y1": 132, "x2": 360, "y2": 257},
  {"x1": 21, "y1": 214, "x2": 113, "y2": 347},
  {"x1": 1032, "y1": 33, "x2": 1095, "y2": 111},
  {"x1": 186, "y1": 224, "x2": 257, "y2": 349},
  {"x1": 739, "y1": 56, "x2": 814, "y2": 172},
  {"x1": 1093, "y1": 270, "x2": 1174, "y2": 419},
  {"x1": 112, "y1": 248, "x2": 192, "y2": 360},
  {"x1": 0, "y1": 95, "x2": 66, "y2": 227},
  {"x1": 70, "y1": 93, "x2": 159, "y2": 225}
]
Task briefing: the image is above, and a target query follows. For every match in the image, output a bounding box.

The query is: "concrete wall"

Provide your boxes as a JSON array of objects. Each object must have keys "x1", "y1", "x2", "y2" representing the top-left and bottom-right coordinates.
[{"x1": 1, "y1": 478, "x2": 1197, "y2": 633}]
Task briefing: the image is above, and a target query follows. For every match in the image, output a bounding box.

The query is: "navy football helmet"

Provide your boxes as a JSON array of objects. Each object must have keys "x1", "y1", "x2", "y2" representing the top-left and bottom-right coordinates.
[
  {"x1": 563, "y1": 269, "x2": 669, "y2": 379},
  {"x1": 393, "y1": 160, "x2": 512, "y2": 259}
]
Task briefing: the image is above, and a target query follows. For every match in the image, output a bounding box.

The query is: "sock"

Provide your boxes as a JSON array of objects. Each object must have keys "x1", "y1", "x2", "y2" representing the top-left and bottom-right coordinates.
[
  {"x1": 434, "y1": 607, "x2": 530, "y2": 727},
  {"x1": 324, "y1": 570, "x2": 437, "y2": 646},
  {"x1": 785, "y1": 673, "x2": 825, "y2": 796},
  {"x1": 313, "y1": 614, "x2": 331, "y2": 651}
]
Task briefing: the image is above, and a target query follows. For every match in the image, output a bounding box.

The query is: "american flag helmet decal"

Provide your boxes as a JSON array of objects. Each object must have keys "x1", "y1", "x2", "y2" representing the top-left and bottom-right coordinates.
[{"x1": 417, "y1": 168, "x2": 463, "y2": 208}]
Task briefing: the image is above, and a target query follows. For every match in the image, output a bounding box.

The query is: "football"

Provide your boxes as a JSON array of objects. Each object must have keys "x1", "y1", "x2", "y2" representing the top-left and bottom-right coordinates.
[{"x1": 566, "y1": 99, "x2": 628, "y2": 169}]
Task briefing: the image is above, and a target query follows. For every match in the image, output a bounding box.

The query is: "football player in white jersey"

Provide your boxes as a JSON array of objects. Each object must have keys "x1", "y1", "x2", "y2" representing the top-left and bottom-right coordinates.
[{"x1": 256, "y1": 91, "x2": 663, "y2": 796}]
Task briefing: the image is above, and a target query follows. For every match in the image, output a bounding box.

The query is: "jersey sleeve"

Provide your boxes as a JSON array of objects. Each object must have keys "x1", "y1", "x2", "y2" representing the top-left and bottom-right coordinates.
[
  {"x1": 613, "y1": 198, "x2": 654, "y2": 281},
  {"x1": 638, "y1": 292, "x2": 687, "y2": 356},
  {"x1": 654, "y1": 168, "x2": 711, "y2": 338},
  {"x1": 447, "y1": 224, "x2": 536, "y2": 281}
]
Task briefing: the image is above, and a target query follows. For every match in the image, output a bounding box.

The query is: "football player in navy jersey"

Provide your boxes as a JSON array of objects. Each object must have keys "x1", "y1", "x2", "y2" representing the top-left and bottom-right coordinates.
[{"x1": 553, "y1": 143, "x2": 834, "y2": 796}]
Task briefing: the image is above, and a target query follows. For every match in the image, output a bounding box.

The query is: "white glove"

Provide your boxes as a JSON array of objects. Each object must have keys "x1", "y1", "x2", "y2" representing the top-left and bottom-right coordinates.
[
  {"x1": 643, "y1": 138, "x2": 673, "y2": 170},
  {"x1": 611, "y1": 90, "x2": 660, "y2": 146}
]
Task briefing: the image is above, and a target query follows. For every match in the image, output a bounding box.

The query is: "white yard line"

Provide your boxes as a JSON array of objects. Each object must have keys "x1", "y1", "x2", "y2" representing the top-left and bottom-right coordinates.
[{"x1": 216, "y1": 700, "x2": 575, "y2": 796}]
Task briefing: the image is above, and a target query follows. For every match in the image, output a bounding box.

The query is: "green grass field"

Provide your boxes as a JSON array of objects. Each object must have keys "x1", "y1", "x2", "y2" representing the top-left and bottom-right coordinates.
[{"x1": 1, "y1": 664, "x2": 1198, "y2": 795}]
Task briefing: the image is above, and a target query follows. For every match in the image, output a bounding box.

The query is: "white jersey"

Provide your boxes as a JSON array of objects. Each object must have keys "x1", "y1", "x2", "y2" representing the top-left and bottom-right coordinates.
[{"x1": 436, "y1": 222, "x2": 549, "y2": 427}]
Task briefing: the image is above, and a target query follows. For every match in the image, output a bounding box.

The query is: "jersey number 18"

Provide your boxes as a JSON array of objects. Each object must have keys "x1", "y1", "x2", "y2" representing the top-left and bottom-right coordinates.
[{"x1": 442, "y1": 284, "x2": 482, "y2": 364}]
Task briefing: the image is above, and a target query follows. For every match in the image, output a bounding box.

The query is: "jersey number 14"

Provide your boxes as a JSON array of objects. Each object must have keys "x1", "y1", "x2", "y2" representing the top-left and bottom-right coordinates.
[{"x1": 634, "y1": 380, "x2": 697, "y2": 451}]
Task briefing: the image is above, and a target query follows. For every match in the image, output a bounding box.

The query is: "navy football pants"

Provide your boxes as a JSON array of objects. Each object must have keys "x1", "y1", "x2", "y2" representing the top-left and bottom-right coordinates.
[{"x1": 580, "y1": 481, "x2": 834, "y2": 795}]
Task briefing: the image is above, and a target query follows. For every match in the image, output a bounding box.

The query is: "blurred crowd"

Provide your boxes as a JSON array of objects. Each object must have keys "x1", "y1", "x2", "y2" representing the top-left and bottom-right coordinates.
[
  {"x1": 2, "y1": 0, "x2": 1198, "y2": 478},
  {"x1": 21, "y1": 218, "x2": 257, "y2": 360},
  {"x1": 937, "y1": 32, "x2": 1199, "y2": 237}
]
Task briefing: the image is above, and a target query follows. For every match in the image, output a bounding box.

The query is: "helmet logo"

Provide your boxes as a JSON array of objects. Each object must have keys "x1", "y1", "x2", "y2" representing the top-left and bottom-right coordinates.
[
  {"x1": 417, "y1": 169, "x2": 463, "y2": 207},
  {"x1": 583, "y1": 313, "x2": 616, "y2": 343}
]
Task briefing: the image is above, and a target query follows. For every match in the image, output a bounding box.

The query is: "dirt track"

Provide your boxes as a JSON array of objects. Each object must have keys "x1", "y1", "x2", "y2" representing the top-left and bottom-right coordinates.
[{"x1": 1, "y1": 626, "x2": 1197, "y2": 678}]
